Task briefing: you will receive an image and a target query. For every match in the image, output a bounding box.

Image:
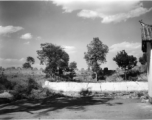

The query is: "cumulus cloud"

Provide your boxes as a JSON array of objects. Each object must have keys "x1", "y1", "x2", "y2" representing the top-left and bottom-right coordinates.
[
  {"x1": 110, "y1": 41, "x2": 142, "y2": 57},
  {"x1": 50, "y1": 0, "x2": 152, "y2": 23},
  {"x1": 21, "y1": 33, "x2": 32, "y2": 40},
  {"x1": 62, "y1": 45, "x2": 76, "y2": 54},
  {"x1": 0, "y1": 25, "x2": 23, "y2": 35}
]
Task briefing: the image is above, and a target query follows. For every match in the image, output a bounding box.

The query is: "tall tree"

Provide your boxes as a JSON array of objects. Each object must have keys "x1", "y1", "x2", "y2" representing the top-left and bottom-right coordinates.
[
  {"x1": 84, "y1": 37, "x2": 109, "y2": 80},
  {"x1": 37, "y1": 43, "x2": 69, "y2": 77},
  {"x1": 113, "y1": 50, "x2": 137, "y2": 80},
  {"x1": 139, "y1": 53, "x2": 147, "y2": 65}
]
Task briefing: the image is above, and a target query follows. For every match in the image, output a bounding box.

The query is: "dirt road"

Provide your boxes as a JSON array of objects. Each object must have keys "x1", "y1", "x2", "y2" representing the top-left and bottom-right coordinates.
[{"x1": 0, "y1": 97, "x2": 152, "y2": 119}]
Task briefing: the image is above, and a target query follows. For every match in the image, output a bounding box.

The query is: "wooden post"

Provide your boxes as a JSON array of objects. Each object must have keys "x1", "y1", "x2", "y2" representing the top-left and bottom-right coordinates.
[{"x1": 147, "y1": 42, "x2": 152, "y2": 103}]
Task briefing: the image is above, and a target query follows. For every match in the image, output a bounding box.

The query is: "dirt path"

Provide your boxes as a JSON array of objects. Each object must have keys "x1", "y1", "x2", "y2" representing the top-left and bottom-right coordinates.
[{"x1": 0, "y1": 97, "x2": 152, "y2": 119}]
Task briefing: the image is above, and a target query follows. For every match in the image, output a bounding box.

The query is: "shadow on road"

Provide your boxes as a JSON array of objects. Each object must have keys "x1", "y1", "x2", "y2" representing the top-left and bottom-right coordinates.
[{"x1": 0, "y1": 96, "x2": 123, "y2": 117}]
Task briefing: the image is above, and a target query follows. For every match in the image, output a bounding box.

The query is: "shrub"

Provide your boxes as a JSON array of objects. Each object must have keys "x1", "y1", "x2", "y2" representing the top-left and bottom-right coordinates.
[
  {"x1": 13, "y1": 78, "x2": 40, "y2": 100},
  {"x1": 79, "y1": 89, "x2": 92, "y2": 97},
  {"x1": 137, "y1": 73, "x2": 147, "y2": 81},
  {"x1": 106, "y1": 74, "x2": 123, "y2": 82},
  {"x1": 0, "y1": 75, "x2": 15, "y2": 90}
]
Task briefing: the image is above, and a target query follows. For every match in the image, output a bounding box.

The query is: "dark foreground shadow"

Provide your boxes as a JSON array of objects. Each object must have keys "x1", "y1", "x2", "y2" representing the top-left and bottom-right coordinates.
[{"x1": 0, "y1": 96, "x2": 119, "y2": 118}]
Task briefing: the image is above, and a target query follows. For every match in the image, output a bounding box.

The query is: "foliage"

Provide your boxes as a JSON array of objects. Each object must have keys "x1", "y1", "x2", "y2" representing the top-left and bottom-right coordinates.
[
  {"x1": 84, "y1": 38, "x2": 109, "y2": 73},
  {"x1": 113, "y1": 50, "x2": 137, "y2": 70},
  {"x1": 69, "y1": 61, "x2": 77, "y2": 70},
  {"x1": 0, "y1": 75, "x2": 15, "y2": 90},
  {"x1": 13, "y1": 78, "x2": 40, "y2": 99},
  {"x1": 37, "y1": 43, "x2": 69, "y2": 77},
  {"x1": 139, "y1": 53, "x2": 147, "y2": 65},
  {"x1": 105, "y1": 74, "x2": 123, "y2": 82},
  {"x1": 27, "y1": 56, "x2": 35, "y2": 65},
  {"x1": 22, "y1": 62, "x2": 32, "y2": 69},
  {"x1": 84, "y1": 38, "x2": 108, "y2": 81},
  {"x1": 113, "y1": 50, "x2": 137, "y2": 80},
  {"x1": 22, "y1": 56, "x2": 35, "y2": 69}
]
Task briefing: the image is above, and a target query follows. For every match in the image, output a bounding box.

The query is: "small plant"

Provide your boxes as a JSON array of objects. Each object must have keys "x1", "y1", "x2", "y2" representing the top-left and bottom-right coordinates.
[{"x1": 79, "y1": 88, "x2": 92, "y2": 97}]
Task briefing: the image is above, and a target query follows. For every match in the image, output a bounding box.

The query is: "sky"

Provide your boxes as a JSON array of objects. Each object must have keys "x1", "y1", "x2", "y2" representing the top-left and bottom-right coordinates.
[{"x1": 0, "y1": 0, "x2": 152, "y2": 70}]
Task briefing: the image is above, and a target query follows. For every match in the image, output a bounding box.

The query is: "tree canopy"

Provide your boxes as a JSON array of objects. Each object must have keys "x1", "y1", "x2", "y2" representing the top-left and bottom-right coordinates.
[
  {"x1": 113, "y1": 50, "x2": 137, "y2": 70},
  {"x1": 84, "y1": 37, "x2": 109, "y2": 73},
  {"x1": 23, "y1": 62, "x2": 32, "y2": 69},
  {"x1": 37, "y1": 43, "x2": 69, "y2": 76},
  {"x1": 69, "y1": 61, "x2": 77, "y2": 70},
  {"x1": 27, "y1": 56, "x2": 35, "y2": 65},
  {"x1": 22, "y1": 56, "x2": 35, "y2": 69}
]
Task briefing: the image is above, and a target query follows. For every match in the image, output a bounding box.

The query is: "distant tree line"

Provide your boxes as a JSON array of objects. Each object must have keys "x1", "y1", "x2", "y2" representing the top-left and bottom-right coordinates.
[{"x1": 20, "y1": 37, "x2": 147, "y2": 81}]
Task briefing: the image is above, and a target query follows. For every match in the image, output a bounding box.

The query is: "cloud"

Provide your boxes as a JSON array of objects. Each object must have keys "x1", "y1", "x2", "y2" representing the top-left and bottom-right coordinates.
[
  {"x1": 21, "y1": 33, "x2": 32, "y2": 40},
  {"x1": 0, "y1": 25, "x2": 23, "y2": 35},
  {"x1": 110, "y1": 41, "x2": 142, "y2": 57},
  {"x1": 24, "y1": 41, "x2": 30, "y2": 45},
  {"x1": 33, "y1": 63, "x2": 46, "y2": 69},
  {"x1": 50, "y1": 0, "x2": 152, "y2": 23},
  {"x1": 0, "y1": 57, "x2": 45, "y2": 69},
  {"x1": 36, "y1": 36, "x2": 42, "y2": 40},
  {"x1": 0, "y1": 58, "x2": 26, "y2": 68},
  {"x1": 62, "y1": 45, "x2": 76, "y2": 54},
  {"x1": 0, "y1": 58, "x2": 25, "y2": 62}
]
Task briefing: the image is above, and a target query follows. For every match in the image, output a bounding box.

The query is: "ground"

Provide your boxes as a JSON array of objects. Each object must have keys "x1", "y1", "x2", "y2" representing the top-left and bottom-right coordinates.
[{"x1": 0, "y1": 97, "x2": 152, "y2": 119}]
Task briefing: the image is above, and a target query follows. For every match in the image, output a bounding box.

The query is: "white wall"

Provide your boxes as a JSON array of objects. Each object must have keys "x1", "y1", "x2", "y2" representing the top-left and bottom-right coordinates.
[{"x1": 43, "y1": 81, "x2": 148, "y2": 93}]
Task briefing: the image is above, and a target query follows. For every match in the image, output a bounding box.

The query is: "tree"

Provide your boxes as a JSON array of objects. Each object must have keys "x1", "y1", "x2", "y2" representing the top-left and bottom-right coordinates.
[
  {"x1": 23, "y1": 62, "x2": 32, "y2": 69},
  {"x1": 113, "y1": 50, "x2": 137, "y2": 80},
  {"x1": 37, "y1": 43, "x2": 69, "y2": 77},
  {"x1": 69, "y1": 61, "x2": 77, "y2": 70},
  {"x1": 22, "y1": 56, "x2": 35, "y2": 69},
  {"x1": 84, "y1": 37, "x2": 109, "y2": 81},
  {"x1": 139, "y1": 53, "x2": 147, "y2": 65},
  {"x1": 27, "y1": 56, "x2": 35, "y2": 65}
]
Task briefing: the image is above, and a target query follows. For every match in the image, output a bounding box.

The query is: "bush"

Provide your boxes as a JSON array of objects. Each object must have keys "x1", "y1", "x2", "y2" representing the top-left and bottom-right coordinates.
[
  {"x1": 13, "y1": 78, "x2": 40, "y2": 100},
  {"x1": 137, "y1": 73, "x2": 147, "y2": 81},
  {"x1": 79, "y1": 89, "x2": 92, "y2": 97},
  {"x1": 0, "y1": 75, "x2": 16, "y2": 90},
  {"x1": 106, "y1": 74, "x2": 123, "y2": 82}
]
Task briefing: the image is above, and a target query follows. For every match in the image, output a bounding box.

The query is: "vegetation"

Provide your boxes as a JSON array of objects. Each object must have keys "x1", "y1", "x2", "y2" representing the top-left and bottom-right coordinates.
[
  {"x1": 23, "y1": 63, "x2": 32, "y2": 69},
  {"x1": 37, "y1": 43, "x2": 69, "y2": 78},
  {"x1": 113, "y1": 50, "x2": 137, "y2": 80},
  {"x1": 23, "y1": 56, "x2": 35, "y2": 69},
  {"x1": 69, "y1": 61, "x2": 77, "y2": 70},
  {"x1": 0, "y1": 37, "x2": 148, "y2": 104},
  {"x1": 84, "y1": 38, "x2": 109, "y2": 81},
  {"x1": 27, "y1": 56, "x2": 35, "y2": 65},
  {"x1": 139, "y1": 53, "x2": 147, "y2": 65}
]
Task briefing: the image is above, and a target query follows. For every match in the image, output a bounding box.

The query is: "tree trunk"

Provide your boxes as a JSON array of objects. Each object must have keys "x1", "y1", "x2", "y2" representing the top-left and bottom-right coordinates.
[
  {"x1": 124, "y1": 69, "x2": 127, "y2": 80},
  {"x1": 95, "y1": 72, "x2": 97, "y2": 81}
]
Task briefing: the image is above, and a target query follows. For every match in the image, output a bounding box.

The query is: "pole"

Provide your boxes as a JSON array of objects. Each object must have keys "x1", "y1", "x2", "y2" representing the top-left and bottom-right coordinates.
[{"x1": 147, "y1": 42, "x2": 152, "y2": 103}]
